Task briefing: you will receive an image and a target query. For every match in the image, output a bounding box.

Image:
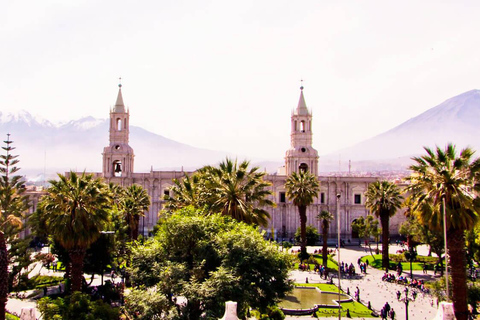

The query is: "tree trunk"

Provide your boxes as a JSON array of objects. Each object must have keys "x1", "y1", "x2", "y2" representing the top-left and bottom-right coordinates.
[
  {"x1": 132, "y1": 215, "x2": 140, "y2": 241},
  {"x1": 69, "y1": 248, "x2": 86, "y2": 292},
  {"x1": 322, "y1": 220, "x2": 329, "y2": 266},
  {"x1": 380, "y1": 213, "x2": 390, "y2": 271},
  {"x1": 439, "y1": 255, "x2": 444, "y2": 277},
  {"x1": 299, "y1": 205, "x2": 308, "y2": 260},
  {"x1": 448, "y1": 228, "x2": 469, "y2": 320},
  {"x1": 87, "y1": 273, "x2": 95, "y2": 286},
  {"x1": 0, "y1": 232, "x2": 8, "y2": 320}
]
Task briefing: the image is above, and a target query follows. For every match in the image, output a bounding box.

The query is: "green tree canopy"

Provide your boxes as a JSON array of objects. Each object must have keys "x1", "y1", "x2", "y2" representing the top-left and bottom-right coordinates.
[
  {"x1": 121, "y1": 184, "x2": 150, "y2": 241},
  {"x1": 351, "y1": 215, "x2": 380, "y2": 256},
  {"x1": 294, "y1": 225, "x2": 319, "y2": 246},
  {"x1": 317, "y1": 210, "x2": 333, "y2": 266},
  {"x1": 406, "y1": 144, "x2": 480, "y2": 320},
  {"x1": 365, "y1": 180, "x2": 402, "y2": 269},
  {"x1": 0, "y1": 135, "x2": 30, "y2": 320},
  {"x1": 128, "y1": 207, "x2": 293, "y2": 319},
  {"x1": 37, "y1": 172, "x2": 112, "y2": 292},
  {"x1": 285, "y1": 171, "x2": 320, "y2": 259},
  {"x1": 165, "y1": 158, "x2": 275, "y2": 226}
]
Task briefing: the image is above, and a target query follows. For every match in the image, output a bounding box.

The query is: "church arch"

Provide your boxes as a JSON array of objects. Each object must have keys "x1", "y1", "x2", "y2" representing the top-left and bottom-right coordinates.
[
  {"x1": 299, "y1": 163, "x2": 308, "y2": 173},
  {"x1": 117, "y1": 118, "x2": 122, "y2": 131},
  {"x1": 351, "y1": 218, "x2": 359, "y2": 239},
  {"x1": 113, "y1": 160, "x2": 122, "y2": 177}
]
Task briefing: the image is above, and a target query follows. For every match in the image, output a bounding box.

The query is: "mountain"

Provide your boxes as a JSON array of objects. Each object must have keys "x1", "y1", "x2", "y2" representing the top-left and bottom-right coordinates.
[
  {"x1": 0, "y1": 111, "x2": 232, "y2": 180},
  {"x1": 2, "y1": 89, "x2": 479, "y2": 179},
  {"x1": 323, "y1": 89, "x2": 480, "y2": 171}
]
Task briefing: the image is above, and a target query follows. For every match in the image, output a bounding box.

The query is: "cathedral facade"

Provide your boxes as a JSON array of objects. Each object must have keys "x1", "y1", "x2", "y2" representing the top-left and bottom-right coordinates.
[{"x1": 92, "y1": 84, "x2": 405, "y2": 241}]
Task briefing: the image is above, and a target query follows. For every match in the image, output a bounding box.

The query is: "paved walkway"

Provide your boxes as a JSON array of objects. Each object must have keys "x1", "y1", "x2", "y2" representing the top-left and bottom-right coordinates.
[
  {"x1": 7, "y1": 245, "x2": 442, "y2": 319},
  {"x1": 285, "y1": 244, "x2": 440, "y2": 320}
]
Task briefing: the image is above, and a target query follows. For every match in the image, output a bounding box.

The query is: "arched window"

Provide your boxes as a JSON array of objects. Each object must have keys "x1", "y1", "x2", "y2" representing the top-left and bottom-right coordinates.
[
  {"x1": 300, "y1": 121, "x2": 305, "y2": 132},
  {"x1": 299, "y1": 163, "x2": 308, "y2": 173},
  {"x1": 351, "y1": 219, "x2": 359, "y2": 239},
  {"x1": 113, "y1": 160, "x2": 122, "y2": 177},
  {"x1": 117, "y1": 118, "x2": 122, "y2": 131}
]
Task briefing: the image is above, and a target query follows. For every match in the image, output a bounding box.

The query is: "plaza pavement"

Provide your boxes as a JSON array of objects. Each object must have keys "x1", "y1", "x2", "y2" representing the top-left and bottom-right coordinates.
[
  {"x1": 6, "y1": 244, "x2": 442, "y2": 320},
  {"x1": 285, "y1": 244, "x2": 440, "y2": 320}
]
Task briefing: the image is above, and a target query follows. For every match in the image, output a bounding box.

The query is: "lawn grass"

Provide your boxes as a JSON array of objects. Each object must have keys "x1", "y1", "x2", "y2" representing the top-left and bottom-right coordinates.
[
  {"x1": 6, "y1": 313, "x2": 19, "y2": 320},
  {"x1": 46, "y1": 261, "x2": 66, "y2": 271},
  {"x1": 361, "y1": 253, "x2": 442, "y2": 271},
  {"x1": 296, "y1": 283, "x2": 375, "y2": 318},
  {"x1": 293, "y1": 254, "x2": 338, "y2": 271}
]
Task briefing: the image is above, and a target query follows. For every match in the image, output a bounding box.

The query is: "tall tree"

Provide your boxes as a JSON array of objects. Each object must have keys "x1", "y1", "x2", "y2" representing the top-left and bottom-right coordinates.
[
  {"x1": 128, "y1": 208, "x2": 292, "y2": 319},
  {"x1": 121, "y1": 184, "x2": 150, "y2": 241},
  {"x1": 365, "y1": 180, "x2": 402, "y2": 270},
  {"x1": 165, "y1": 158, "x2": 275, "y2": 227},
  {"x1": 38, "y1": 172, "x2": 111, "y2": 292},
  {"x1": 285, "y1": 171, "x2": 320, "y2": 259},
  {"x1": 406, "y1": 144, "x2": 480, "y2": 320},
  {"x1": 317, "y1": 210, "x2": 333, "y2": 267},
  {"x1": 0, "y1": 135, "x2": 29, "y2": 320},
  {"x1": 164, "y1": 174, "x2": 207, "y2": 212},
  {"x1": 351, "y1": 215, "x2": 380, "y2": 257}
]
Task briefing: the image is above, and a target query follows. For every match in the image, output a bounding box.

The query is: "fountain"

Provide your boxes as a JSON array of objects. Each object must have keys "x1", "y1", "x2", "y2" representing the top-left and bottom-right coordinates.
[{"x1": 278, "y1": 286, "x2": 352, "y2": 315}]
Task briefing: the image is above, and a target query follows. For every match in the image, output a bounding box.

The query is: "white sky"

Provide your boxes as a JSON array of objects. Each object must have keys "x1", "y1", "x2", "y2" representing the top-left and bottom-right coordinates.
[{"x1": 1, "y1": 0, "x2": 480, "y2": 161}]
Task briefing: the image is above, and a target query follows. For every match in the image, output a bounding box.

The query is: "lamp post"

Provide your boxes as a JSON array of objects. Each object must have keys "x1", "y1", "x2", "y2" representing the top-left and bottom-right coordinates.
[
  {"x1": 401, "y1": 287, "x2": 414, "y2": 320},
  {"x1": 100, "y1": 231, "x2": 115, "y2": 286},
  {"x1": 442, "y1": 198, "x2": 449, "y2": 300},
  {"x1": 336, "y1": 193, "x2": 341, "y2": 320}
]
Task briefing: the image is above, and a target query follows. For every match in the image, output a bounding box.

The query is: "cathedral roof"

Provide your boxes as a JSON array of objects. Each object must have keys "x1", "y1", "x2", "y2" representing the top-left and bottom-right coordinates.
[
  {"x1": 114, "y1": 84, "x2": 126, "y2": 113},
  {"x1": 295, "y1": 86, "x2": 310, "y2": 116}
]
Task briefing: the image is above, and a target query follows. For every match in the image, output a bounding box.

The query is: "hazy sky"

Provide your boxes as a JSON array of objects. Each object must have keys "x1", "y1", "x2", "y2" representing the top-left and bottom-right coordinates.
[{"x1": 2, "y1": 0, "x2": 479, "y2": 161}]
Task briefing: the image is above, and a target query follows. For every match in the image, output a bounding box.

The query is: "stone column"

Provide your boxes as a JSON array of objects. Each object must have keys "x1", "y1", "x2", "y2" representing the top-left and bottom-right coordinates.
[{"x1": 220, "y1": 301, "x2": 239, "y2": 320}]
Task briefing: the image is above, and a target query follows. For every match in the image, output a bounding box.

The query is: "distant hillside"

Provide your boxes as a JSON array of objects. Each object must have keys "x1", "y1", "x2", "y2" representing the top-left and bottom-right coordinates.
[
  {"x1": 2, "y1": 89, "x2": 479, "y2": 180},
  {"x1": 323, "y1": 89, "x2": 480, "y2": 171},
  {"x1": 0, "y1": 111, "x2": 233, "y2": 180}
]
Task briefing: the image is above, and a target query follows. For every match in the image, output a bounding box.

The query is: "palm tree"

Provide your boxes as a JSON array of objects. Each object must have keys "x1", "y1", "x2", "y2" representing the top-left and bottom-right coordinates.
[
  {"x1": 406, "y1": 144, "x2": 480, "y2": 320},
  {"x1": 169, "y1": 158, "x2": 275, "y2": 226},
  {"x1": 364, "y1": 180, "x2": 402, "y2": 270},
  {"x1": 121, "y1": 184, "x2": 150, "y2": 241},
  {"x1": 38, "y1": 171, "x2": 111, "y2": 292},
  {"x1": 0, "y1": 135, "x2": 29, "y2": 320},
  {"x1": 285, "y1": 171, "x2": 320, "y2": 259},
  {"x1": 317, "y1": 210, "x2": 333, "y2": 267},
  {"x1": 164, "y1": 173, "x2": 207, "y2": 212}
]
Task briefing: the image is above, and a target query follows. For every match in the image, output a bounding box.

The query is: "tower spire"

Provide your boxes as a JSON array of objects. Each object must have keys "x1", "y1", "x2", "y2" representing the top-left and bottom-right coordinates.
[
  {"x1": 295, "y1": 83, "x2": 309, "y2": 116},
  {"x1": 285, "y1": 82, "x2": 319, "y2": 176},
  {"x1": 114, "y1": 79, "x2": 125, "y2": 113}
]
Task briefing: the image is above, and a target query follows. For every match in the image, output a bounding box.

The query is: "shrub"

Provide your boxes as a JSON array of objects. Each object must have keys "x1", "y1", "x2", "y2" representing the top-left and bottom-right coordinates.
[
  {"x1": 37, "y1": 292, "x2": 119, "y2": 320},
  {"x1": 13, "y1": 274, "x2": 63, "y2": 291},
  {"x1": 250, "y1": 306, "x2": 285, "y2": 320},
  {"x1": 294, "y1": 225, "x2": 320, "y2": 246}
]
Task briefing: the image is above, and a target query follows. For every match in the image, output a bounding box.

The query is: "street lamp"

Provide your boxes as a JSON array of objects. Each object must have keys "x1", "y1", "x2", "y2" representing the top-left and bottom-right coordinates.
[
  {"x1": 400, "y1": 287, "x2": 415, "y2": 320},
  {"x1": 100, "y1": 231, "x2": 115, "y2": 286},
  {"x1": 442, "y1": 198, "x2": 449, "y2": 300},
  {"x1": 336, "y1": 193, "x2": 341, "y2": 320}
]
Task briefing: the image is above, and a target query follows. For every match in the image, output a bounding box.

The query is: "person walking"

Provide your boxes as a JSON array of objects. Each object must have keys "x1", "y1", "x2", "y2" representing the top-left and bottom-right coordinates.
[{"x1": 389, "y1": 308, "x2": 395, "y2": 320}]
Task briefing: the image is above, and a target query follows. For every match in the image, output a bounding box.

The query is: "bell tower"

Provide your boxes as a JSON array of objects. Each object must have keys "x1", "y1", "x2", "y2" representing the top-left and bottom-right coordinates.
[
  {"x1": 102, "y1": 82, "x2": 135, "y2": 178},
  {"x1": 285, "y1": 85, "x2": 319, "y2": 176}
]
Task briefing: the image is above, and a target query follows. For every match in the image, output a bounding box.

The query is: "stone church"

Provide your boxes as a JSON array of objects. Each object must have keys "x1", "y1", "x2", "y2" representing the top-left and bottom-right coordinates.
[{"x1": 83, "y1": 84, "x2": 406, "y2": 241}]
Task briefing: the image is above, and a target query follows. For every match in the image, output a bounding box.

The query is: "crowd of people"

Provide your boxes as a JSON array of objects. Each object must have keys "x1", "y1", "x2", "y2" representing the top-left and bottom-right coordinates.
[{"x1": 382, "y1": 272, "x2": 430, "y2": 294}]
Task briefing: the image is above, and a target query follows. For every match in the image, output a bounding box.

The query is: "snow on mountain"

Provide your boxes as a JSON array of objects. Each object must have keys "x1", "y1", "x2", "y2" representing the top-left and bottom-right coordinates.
[
  {"x1": 0, "y1": 110, "x2": 231, "y2": 178},
  {"x1": 0, "y1": 110, "x2": 55, "y2": 127},
  {"x1": 2, "y1": 87, "x2": 479, "y2": 179},
  {"x1": 59, "y1": 116, "x2": 106, "y2": 131}
]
